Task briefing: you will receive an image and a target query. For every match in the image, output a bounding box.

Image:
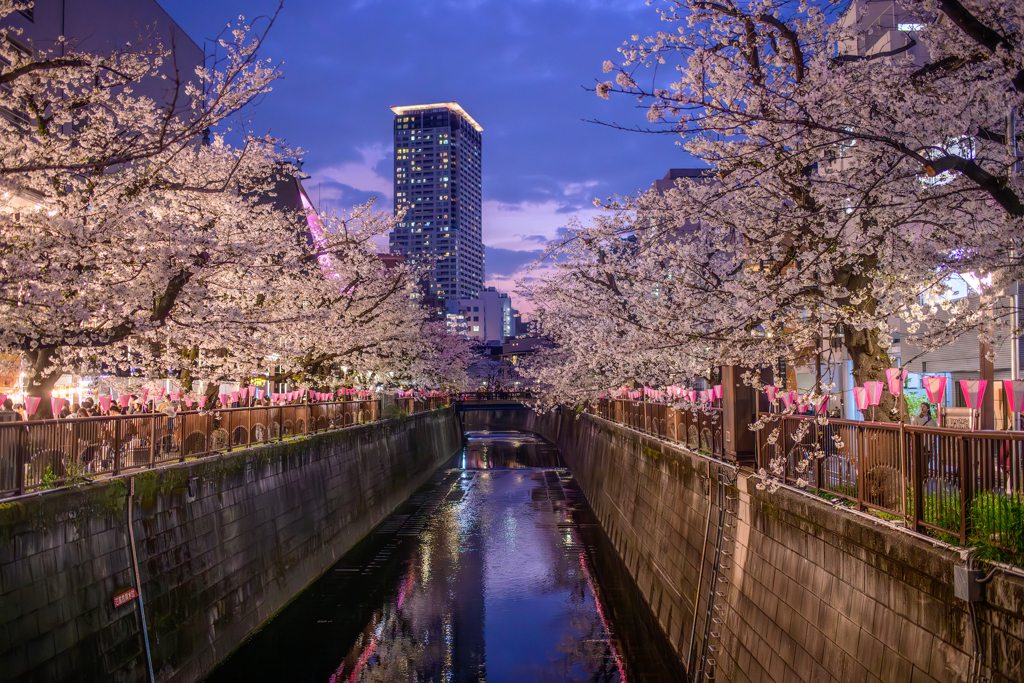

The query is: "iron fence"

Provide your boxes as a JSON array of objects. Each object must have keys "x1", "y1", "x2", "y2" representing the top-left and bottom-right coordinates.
[
  {"x1": 588, "y1": 398, "x2": 724, "y2": 459},
  {"x1": 757, "y1": 414, "x2": 1024, "y2": 551},
  {"x1": 398, "y1": 396, "x2": 450, "y2": 413},
  {"x1": 0, "y1": 400, "x2": 382, "y2": 498}
]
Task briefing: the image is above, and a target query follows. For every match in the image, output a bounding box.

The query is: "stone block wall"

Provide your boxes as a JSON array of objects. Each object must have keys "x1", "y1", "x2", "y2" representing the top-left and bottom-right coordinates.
[
  {"x1": 556, "y1": 411, "x2": 1024, "y2": 683},
  {"x1": 0, "y1": 408, "x2": 460, "y2": 683}
]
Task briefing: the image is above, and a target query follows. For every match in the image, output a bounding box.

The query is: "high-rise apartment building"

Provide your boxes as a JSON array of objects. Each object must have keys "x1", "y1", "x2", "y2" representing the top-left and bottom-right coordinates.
[{"x1": 389, "y1": 102, "x2": 485, "y2": 302}]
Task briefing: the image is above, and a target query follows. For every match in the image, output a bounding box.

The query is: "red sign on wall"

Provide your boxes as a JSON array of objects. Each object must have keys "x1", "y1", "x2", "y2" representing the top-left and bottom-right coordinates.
[{"x1": 113, "y1": 587, "x2": 138, "y2": 608}]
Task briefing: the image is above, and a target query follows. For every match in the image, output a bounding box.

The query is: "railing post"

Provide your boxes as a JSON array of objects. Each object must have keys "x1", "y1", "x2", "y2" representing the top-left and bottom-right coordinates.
[
  {"x1": 113, "y1": 418, "x2": 122, "y2": 476},
  {"x1": 179, "y1": 411, "x2": 186, "y2": 463},
  {"x1": 247, "y1": 403, "x2": 253, "y2": 443},
  {"x1": 71, "y1": 421, "x2": 80, "y2": 473},
  {"x1": 856, "y1": 425, "x2": 866, "y2": 511},
  {"x1": 959, "y1": 436, "x2": 970, "y2": 545},
  {"x1": 15, "y1": 424, "x2": 25, "y2": 496},
  {"x1": 149, "y1": 414, "x2": 156, "y2": 469},
  {"x1": 912, "y1": 433, "x2": 924, "y2": 532}
]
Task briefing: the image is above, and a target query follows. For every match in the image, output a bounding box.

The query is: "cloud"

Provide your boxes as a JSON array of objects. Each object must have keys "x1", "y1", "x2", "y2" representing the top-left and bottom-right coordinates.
[
  {"x1": 314, "y1": 180, "x2": 382, "y2": 211},
  {"x1": 483, "y1": 199, "x2": 600, "y2": 251},
  {"x1": 486, "y1": 246, "x2": 543, "y2": 277}
]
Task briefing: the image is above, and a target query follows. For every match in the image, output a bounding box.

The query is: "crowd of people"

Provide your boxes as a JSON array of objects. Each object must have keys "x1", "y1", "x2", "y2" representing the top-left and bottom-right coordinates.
[{"x1": 0, "y1": 390, "x2": 371, "y2": 422}]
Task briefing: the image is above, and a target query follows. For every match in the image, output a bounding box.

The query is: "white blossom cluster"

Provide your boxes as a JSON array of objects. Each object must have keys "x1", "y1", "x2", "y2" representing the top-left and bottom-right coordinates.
[
  {"x1": 0, "y1": 3, "x2": 471, "y2": 414},
  {"x1": 520, "y1": 0, "x2": 1024, "y2": 483}
]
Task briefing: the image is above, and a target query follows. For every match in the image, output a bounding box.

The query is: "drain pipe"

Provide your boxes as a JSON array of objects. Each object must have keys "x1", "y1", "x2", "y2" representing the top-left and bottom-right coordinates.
[
  {"x1": 127, "y1": 477, "x2": 156, "y2": 683},
  {"x1": 686, "y1": 474, "x2": 713, "y2": 675}
]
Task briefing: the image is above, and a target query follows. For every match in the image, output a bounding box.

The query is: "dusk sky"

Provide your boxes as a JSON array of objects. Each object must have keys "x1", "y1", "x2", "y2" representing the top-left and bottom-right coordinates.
[{"x1": 167, "y1": 0, "x2": 695, "y2": 312}]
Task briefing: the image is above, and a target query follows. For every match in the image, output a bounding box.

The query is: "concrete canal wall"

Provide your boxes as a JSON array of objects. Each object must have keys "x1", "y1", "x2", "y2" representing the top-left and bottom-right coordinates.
[
  {"x1": 553, "y1": 410, "x2": 1024, "y2": 683},
  {"x1": 0, "y1": 408, "x2": 461, "y2": 683}
]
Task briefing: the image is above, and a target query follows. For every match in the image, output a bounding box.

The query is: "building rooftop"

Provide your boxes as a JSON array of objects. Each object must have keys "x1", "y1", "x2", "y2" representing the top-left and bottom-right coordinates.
[{"x1": 389, "y1": 102, "x2": 484, "y2": 132}]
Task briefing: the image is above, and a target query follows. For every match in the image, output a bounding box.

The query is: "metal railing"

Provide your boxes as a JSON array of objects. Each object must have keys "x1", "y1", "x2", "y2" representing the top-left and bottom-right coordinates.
[
  {"x1": 757, "y1": 414, "x2": 1024, "y2": 551},
  {"x1": 454, "y1": 391, "x2": 532, "y2": 402},
  {"x1": 0, "y1": 400, "x2": 382, "y2": 498},
  {"x1": 397, "y1": 396, "x2": 450, "y2": 413},
  {"x1": 587, "y1": 398, "x2": 725, "y2": 459}
]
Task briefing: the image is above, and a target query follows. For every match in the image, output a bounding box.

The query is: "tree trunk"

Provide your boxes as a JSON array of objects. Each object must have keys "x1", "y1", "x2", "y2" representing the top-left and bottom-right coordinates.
[
  {"x1": 843, "y1": 324, "x2": 907, "y2": 422},
  {"x1": 23, "y1": 347, "x2": 61, "y2": 420}
]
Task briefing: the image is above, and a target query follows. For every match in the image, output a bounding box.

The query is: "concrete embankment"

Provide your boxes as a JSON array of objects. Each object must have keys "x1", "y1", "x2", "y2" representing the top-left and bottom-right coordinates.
[
  {"x1": 0, "y1": 408, "x2": 461, "y2": 683},
  {"x1": 556, "y1": 410, "x2": 1024, "y2": 683},
  {"x1": 467, "y1": 407, "x2": 1024, "y2": 683}
]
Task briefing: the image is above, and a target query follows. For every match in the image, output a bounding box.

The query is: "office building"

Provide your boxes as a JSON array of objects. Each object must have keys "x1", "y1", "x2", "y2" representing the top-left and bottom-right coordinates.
[
  {"x1": 446, "y1": 288, "x2": 513, "y2": 343},
  {"x1": 389, "y1": 102, "x2": 485, "y2": 302}
]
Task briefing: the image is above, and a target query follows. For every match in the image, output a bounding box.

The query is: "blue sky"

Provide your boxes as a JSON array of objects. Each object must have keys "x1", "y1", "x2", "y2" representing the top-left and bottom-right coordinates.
[{"x1": 165, "y1": 0, "x2": 693, "y2": 311}]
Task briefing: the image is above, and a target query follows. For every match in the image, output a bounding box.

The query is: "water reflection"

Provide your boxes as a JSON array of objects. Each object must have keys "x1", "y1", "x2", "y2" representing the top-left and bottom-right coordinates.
[
  {"x1": 205, "y1": 432, "x2": 685, "y2": 683},
  {"x1": 461, "y1": 430, "x2": 564, "y2": 469}
]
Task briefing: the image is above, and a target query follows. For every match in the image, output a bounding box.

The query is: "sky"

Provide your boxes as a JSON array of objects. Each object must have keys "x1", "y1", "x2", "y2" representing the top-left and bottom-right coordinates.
[{"x1": 165, "y1": 0, "x2": 694, "y2": 313}]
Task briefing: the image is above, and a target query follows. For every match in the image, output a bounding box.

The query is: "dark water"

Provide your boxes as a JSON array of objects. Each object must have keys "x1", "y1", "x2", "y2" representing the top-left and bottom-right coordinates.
[{"x1": 205, "y1": 431, "x2": 686, "y2": 683}]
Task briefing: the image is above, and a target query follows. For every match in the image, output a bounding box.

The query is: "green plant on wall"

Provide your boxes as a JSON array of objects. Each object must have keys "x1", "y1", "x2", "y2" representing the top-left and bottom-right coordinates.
[{"x1": 39, "y1": 466, "x2": 57, "y2": 490}]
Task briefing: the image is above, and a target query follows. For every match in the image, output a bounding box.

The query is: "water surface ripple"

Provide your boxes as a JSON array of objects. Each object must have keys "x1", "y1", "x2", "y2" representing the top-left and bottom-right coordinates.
[{"x1": 205, "y1": 430, "x2": 686, "y2": 682}]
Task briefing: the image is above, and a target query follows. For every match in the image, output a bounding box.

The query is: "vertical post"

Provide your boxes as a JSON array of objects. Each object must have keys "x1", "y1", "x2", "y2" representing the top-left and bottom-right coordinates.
[
  {"x1": 912, "y1": 433, "x2": 925, "y2": 532},
  {"x1": 898, "y1": 422, "x2": 907, "y2": 522},
  {"x1": 15, "y1": 423, "x2": 25, "y2": 495},
  {"x1": 71, "y1": 421, "x2": 80, "y2": 471},
  {"x1": 148, "y1": 414, "x2": 156, "y2": 469},
  {"x1": 113, "y1": 418, "x2": 122, "y2": 476},
  {"x1": 981, "y1": 339, "x2": 995, "y2": 430},
  {"x1": 856, "y1": 425, "x2": 866, "y2": 511},
  {"x1": 959, "y1": 436, "x2": 970, "y2": 545},
  {"x1": 178, "y1": 411, "x2": 185, "y2": 463},
  {"x1": 247, "y1": 403, "x2": 253, "y2": 444},
  {"x1": 722, "y1": 365, "x2": 757, "y2": 465}
]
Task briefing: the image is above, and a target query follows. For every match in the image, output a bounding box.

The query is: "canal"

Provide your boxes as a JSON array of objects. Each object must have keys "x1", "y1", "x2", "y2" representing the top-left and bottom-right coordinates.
[{"x1": 205, "y1": 430, "x2": 687, "y2": 682}]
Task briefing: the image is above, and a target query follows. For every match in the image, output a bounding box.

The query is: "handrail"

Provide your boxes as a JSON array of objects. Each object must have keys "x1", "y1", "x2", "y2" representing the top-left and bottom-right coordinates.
[
  {"x1": 586, "y1": 398, "x2": 725, "y2": 460},
  {"x1": 584, "y1": 399, "x2": 1024, "y2": 554},
  {"x1": 755, "y1": 412, "x2": 1024, "y2": 552},
  {"x1": 0, "y1": 399, "x2": 384, "y2": 498}
]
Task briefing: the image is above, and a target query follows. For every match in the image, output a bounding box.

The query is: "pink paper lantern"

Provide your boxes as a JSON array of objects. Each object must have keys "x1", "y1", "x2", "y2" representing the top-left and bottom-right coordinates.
[
  {"x1": 923, "y1": 376, "x2": 947, "y2": 405},
  {"x1": 959, "y1": 379, "x2": 988, "y2": 410},
  {"x1": 1003, "y1": 380, "x2": 1024, "y2": 414},
  {"x1": 198, "y1": 395, "x2": 208, "y2": 408},
  {"x1": 170, "y1": 391, "x2": 180, "y2": 401},
  {"x1": 153, "y1": 387, "x2": 165, "y2": 401},
  {"x1": 99, "y1": 396, "x2": 112, "y2": 411},
  {"x1": 118, "y1": 395, "x2": 130, "y2": 408},
  {"x1": 185, "y1": 397, "x2": 194, "y2": 408},
  {"x1": 713, "y1": 385, "x2": 723, "y2": 400},
  {"x1": 765, "y1": 385, "x2": 778, "y2": 402},
  {"x1": 230, "y1": 391, "x2": 239, "y2": 404},
  {"x1": 885, "y1": 368, "x2": 908, "y2": 396},
  {"x1": 25, "y1": 396, "x2": 41, "y2": 415},
  {"x1": 781, "y1": 392, "x2": 796, "y2": 410},
  {"x1": 853, "y1": 387, "x2": 868, "y2": 411},
  {"x1": 142, "y1": 388, "x2": 150, "y2": 404},
  {"x1": 0, "y1": 393, "x2": 6, "y2": 405},
  {"x1": 51, "y1": 397, "x2": 65, "y2": 416},
  {"x1": 864, "y1": 381, "x2": 884, "y2": 406},
  {"x1": 814, "y1": 395, "x2": 829, "y2": 415}
]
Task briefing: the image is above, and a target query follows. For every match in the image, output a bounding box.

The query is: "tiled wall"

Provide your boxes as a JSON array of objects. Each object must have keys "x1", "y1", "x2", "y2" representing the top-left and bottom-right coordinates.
[{"x1": 0, "y1": 408, "x2": 461, "y2": 682}]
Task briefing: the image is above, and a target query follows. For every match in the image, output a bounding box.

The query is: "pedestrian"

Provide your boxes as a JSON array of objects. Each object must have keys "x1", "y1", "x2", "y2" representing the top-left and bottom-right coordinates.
[{"x1": 912, "y1": 403, "x2": 935, "y2": 427}]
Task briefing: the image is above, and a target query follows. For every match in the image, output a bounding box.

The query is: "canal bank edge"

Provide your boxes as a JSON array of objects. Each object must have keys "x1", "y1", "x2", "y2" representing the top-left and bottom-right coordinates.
[
  {"x1": 0, "y1": 407, "x2": 462, "y2": 683},
  {"x1": 552, "y1": 410, "x2": 1024, "y2": 683}
]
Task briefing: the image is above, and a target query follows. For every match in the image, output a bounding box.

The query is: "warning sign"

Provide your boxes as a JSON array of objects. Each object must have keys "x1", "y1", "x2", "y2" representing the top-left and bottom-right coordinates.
[{"x1": 113, "y1": 587, "x2": 138, "y2": 608}]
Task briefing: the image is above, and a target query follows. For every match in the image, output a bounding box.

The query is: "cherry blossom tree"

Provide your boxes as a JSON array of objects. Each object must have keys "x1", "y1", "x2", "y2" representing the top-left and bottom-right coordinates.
[
  {"x1": 0, "y1": 3, "x2": 467, "y2": 417},
  {"x1": 523, "y1": 0, "x2": 1023, "y2": 420}
]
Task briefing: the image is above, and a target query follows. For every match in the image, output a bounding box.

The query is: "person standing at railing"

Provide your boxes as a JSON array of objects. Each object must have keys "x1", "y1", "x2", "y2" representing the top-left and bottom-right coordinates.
[{"x1": 912, "y1": 404, "x2": 935, "y2": 427}]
